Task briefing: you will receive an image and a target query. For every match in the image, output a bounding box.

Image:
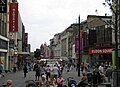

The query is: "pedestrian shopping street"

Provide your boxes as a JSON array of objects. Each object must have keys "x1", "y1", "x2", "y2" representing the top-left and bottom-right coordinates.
[{"x1": 0, "y1": 66, "x2": 113, "y2": 87}]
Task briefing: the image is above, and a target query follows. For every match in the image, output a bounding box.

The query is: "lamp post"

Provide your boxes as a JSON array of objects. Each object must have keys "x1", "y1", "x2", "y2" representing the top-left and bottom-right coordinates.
[{"x1": 78, "y1": 15, "x2": 81, "y2": 76}]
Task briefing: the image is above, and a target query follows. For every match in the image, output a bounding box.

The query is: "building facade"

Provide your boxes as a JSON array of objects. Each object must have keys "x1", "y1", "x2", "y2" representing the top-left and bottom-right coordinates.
[{"x1": 0, "y1": 0, "x2": 9, "y2": 72}]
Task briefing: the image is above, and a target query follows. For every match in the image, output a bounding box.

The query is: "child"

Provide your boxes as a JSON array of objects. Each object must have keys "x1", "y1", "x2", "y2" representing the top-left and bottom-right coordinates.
[{"x1": 7, "y1": 80, "x2": 13, "y2": 87}]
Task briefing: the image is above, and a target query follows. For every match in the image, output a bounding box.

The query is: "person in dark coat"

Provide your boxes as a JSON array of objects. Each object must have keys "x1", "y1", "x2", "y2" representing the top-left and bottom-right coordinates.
[
  {"x1": 23, "y1": 65, "x2": 28, "y2": 78},
  {"x1": 77, "y1": 72, "x2": 88, "y2": 87},
  {"x1": 91, "y1": 71, "x2": 98, "y2": 87},
  {"x1": 35, "y1": 64, "x2": 41, "y2": 81}
]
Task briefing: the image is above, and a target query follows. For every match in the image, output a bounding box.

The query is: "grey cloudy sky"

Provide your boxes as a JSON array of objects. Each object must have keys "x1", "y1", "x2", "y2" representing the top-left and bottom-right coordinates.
[{"x1": 17, "y1": 0, "x2": 111, "y2": 52}]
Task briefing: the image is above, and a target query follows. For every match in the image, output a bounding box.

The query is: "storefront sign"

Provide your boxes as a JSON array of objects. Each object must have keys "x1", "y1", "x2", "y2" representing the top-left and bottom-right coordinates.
[
  {"x1": 0, "y1": 0, "x2": 7, "y2": 13},
  {"x1": 9, "y1": 3, "x2": 18, "y2": 32},
  {"x1": 89, "y1": 49, "x2": 112, "y2": 54}
]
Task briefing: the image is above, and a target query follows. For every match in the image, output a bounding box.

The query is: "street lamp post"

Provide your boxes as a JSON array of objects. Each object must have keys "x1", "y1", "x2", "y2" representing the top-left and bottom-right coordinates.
[{"x1": 78, "y1": 15, "x2": 81, "y2": 76}]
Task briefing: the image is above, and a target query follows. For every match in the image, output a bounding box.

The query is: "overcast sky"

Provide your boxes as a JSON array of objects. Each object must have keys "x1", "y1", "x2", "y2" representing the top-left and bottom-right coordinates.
[{"x1": 17, "y1": 0, "x2": 111, "y2": 52}]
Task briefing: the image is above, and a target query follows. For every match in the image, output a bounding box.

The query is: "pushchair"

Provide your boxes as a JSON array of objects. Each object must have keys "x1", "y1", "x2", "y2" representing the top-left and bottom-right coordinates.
[
  {"x1": 25, "y1": 80, "x2": 38, "y2": 87},
  {"x1": 67, "y1": 77, "x2": 77, "y2": 87}
]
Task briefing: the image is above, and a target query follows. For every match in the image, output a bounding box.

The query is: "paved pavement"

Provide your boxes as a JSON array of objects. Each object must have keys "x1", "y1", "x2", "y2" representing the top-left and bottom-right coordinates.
[
  {"x1": 62, "y1": 67, "x2": 112, "y2": 87},
  {"x1": 0, "y1": 70, "x2": 36, "y2": 87},
  {"x1": 62, "y1": 67, "x2": 81, "y2": 84},
  {"x1": 0, "y1": 67, "x2": 112, "y2": 87}
]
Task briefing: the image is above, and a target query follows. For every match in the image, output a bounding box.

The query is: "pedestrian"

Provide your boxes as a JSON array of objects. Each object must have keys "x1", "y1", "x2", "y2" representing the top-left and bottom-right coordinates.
[
  {"x1": 104, "y1": 62, "x2": 108, "y2": 70},
  {"x1": 57, "y1": 75, "x2": 64, "y2": 87},
  {"x1": 40, "y1": 75, "x2": 47, "y2": 87},
  {"x1": 53, "y1": 65, "x2": 59, "y2": 80},
  {"x1": 35, "y1": 64, "x2": 41, "y2": 81},
  {"x1": 0, "y1": 62, "x2": 3, "y2": 77},
  {"x1": 99, "y1": 63, "x2": 104, "y2": 73},
  {"x1": 13, "y1": 64, "x2": 17, "y2": 72},
  {"x1": 106, "y1": 66, "x2": 112, "y2": 82},
  {"x1": 77, "y1": 72, "x2": 88, "y2": 87},
  {"x1": 7, "y1": 80, "x2": 13, "y2": 87},
  {"x1": 76, "y1": 63, "x2": 79, "y2": 71},
  {"x1": 60, "y1": 64, "x2": 64, "y2": 75},
  {"x1": 33, "y1": 63, "x2": 37, "y2": 71},
  {"x1": 45, "y1": 65, "x2": 51, "y2": 80},
  {"x1": 64, "y1": 63, "x2": 68, "y2": 73},
  {"x1": 23, "y1": 65, "x2": 28, "y2": 78},
  {"x1": 81, "y1": 62, "x2": 87, "y2": 72},
  {"x1": 91, "y1": 71, "x2": 98, "y2": 87},
  {"x1": 40, "y1": 65, "x2": 46, "y2": 77}
]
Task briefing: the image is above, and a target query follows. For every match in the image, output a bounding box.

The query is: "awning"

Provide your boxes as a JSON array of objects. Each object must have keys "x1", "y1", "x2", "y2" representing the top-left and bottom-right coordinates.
[{"x1": 18, "y1": 52, "x2": 30, "y2": 55}]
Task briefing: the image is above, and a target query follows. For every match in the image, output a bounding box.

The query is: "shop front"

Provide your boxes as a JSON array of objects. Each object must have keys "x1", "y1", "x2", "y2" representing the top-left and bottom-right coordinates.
[
  {"x1": 89, "y1": 48, "x2": 112, "y2": 64},
  {"x1": 0, "y1": 52, "x2": 6, "y2": 70},
  {"x1": 17, "y1": 52, "x2": 30, "y2": 68},
  {"x1": 0, "y1": 38, "x2": 9, "y2": 72}
]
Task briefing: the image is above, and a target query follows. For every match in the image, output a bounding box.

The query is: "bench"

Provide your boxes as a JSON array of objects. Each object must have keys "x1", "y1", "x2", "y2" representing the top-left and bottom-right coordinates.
[
  {"x1": 100, "y1": 82, "x2": 111, "y2": 87},
  {"x1": 87, "y1": 82, "x2": 111, "y2": 87}
]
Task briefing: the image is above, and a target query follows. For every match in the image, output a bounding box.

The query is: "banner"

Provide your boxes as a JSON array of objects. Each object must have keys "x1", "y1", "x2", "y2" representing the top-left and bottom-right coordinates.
[
  {"x1": 9, "y1": 3, "x2": 18, "y2": 32},
  {"x1": 0, "y1": 0, "x2": 7, "y2": 13},
  {"x1": 75, "y1": 32, "x2": 83, "y2": 54},
  {"x1": 75, "y1": 37, "x2": 78, "y2": 54}
]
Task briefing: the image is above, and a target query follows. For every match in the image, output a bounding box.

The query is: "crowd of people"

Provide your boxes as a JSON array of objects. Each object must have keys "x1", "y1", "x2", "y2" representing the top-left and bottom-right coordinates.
[
  {"x1": 77, "y1": 61, "x2": 113, "y2": 87},
  {"x1": 32, "y1": 61, "x2": 113, "y2": 87},
  {"x1": 32, "y1": 61, "x2": 66, "y2": 87},
  {"x1": 0, "y1": 60, "x2": 113, "y2": 87}
]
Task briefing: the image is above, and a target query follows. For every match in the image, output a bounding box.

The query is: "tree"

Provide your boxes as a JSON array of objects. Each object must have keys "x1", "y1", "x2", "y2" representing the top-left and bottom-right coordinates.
[{"x1": 34, "y1": 49, "x2": 41, "y2": 59}]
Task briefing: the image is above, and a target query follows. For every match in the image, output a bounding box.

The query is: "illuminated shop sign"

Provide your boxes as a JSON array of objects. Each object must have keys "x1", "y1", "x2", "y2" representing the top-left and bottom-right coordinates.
[{"x1": 89, "y1": 49, "x2": 112, "y2": 54}]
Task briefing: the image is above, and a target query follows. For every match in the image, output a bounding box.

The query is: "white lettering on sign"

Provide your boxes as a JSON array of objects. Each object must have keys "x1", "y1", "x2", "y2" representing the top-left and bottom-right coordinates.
[
  {"x1": 102, "y1": 49, "x2": 112, "y2": 53},
  {"x1": 12, "y1": 9, "x2": 15, "y2": 31},
  {"x1": 90, "y1": 49, "x2": 112, "y2": 54}
]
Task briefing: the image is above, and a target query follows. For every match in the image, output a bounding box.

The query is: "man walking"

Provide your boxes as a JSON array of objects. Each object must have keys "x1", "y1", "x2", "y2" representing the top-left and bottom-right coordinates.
[
  {"x1": 53, "y1": 64, "x2": 59, "y2": 80},
  {"x1": 23, "y1": 65, "x2": 28, "y2": 78},
  {"x1": 0, "y1": 62, "x2": 3, "y2": 77}
]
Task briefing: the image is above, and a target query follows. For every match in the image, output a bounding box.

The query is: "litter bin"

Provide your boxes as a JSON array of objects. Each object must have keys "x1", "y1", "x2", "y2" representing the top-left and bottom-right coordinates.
[
  {"x1": 112, "y1": 69, "x2": 120, "y2": 87},
  {"x1": 106, "y1": 84, "x2": 111, "y2": 87}
]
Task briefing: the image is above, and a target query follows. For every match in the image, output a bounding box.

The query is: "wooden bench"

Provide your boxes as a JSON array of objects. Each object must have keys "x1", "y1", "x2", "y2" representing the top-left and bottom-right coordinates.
[
  {"x1": 100, "y1": 82, "x2": 111, "y2": 87},
  {"x1": 87, "y1": 83, "x2": 111, "y2": 87}
]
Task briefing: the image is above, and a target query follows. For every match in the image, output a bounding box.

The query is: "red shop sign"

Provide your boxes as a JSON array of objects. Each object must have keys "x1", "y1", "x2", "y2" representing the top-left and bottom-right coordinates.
[{"x1": 89, "y1": 49, "x2": 112, "y2": 54}]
